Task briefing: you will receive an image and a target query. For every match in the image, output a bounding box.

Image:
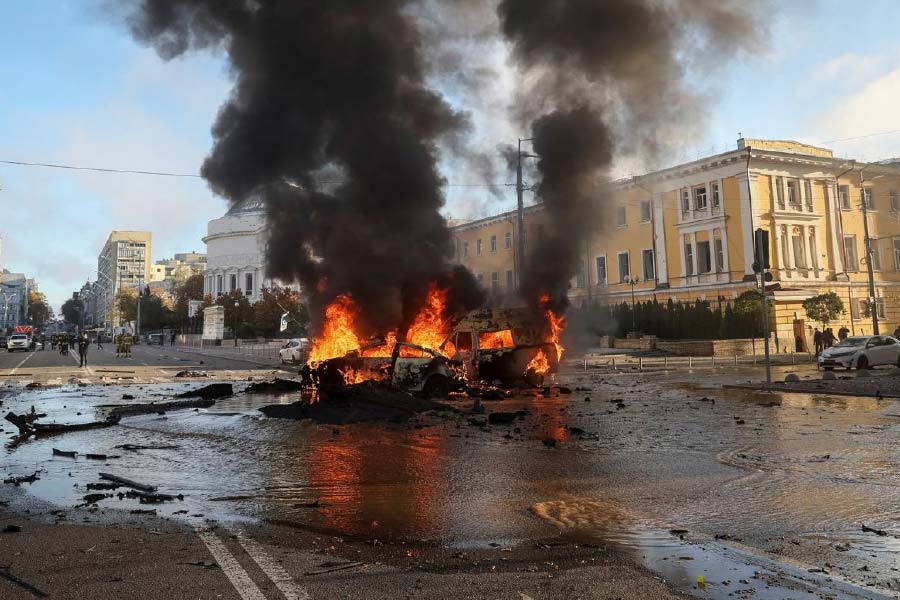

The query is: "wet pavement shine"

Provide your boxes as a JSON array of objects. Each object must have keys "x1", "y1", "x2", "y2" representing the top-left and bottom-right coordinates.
[{"x1": 3, "y1": 365, "x2": 900, "y2": 598}]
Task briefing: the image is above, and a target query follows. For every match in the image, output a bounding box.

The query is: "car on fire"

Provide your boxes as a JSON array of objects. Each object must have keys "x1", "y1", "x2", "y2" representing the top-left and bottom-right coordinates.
[
  {"x1": 438, "y1": 307, "x2": 560, "y2": 386},
  {"x1": 818, "y1": 335, "x2": 900, "y2": 370},
  {"x1": 307, "y1": 340, "x2": 466, "y2": 398}
]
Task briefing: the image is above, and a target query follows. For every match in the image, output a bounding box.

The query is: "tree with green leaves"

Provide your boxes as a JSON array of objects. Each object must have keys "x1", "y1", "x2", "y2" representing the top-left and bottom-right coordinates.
[
  {"x1": 27, "y1": 291, "x2": 52, "y2": 326},
  {"x1": 116, "y1": 288, "x2": 138, "y2": 323},
  {"x1": 802, "y1": 292, "x2": 844, "y2": 328},
  {"x1": 215, "y1": 290, "x2": 255, "y2": 337},
  {"x1": 61, "y1": 297, "x2": 85, "y2": 325}
]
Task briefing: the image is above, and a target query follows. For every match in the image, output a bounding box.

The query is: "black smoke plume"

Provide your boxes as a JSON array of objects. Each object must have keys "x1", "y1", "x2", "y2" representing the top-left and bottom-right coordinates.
[
  {"x1": 497, "y1": 0, "x2": 763, "y2": 312},
  {"x1": 125, "y1": 0, "x2": 483, "y2": 336}
]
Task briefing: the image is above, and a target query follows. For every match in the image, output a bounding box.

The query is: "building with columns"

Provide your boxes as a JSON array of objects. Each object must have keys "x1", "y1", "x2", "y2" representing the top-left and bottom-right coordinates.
[
  {"x1": 202, "y1": 196, "x2": 293, "y2": 301},
  {"x1": 451, "y1": 138, "x2": 900, "y2": 351}
]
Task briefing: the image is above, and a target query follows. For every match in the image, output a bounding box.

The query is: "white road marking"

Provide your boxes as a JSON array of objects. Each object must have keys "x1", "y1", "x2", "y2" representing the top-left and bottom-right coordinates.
[
  {"x1": 195, "y1": 528, "x2": 269, "y2": 600},
  {"x1": 235, "y1": 530, "x2": 311, "y2": 600},
  {"x1": 9, "y1": 351, "x2": 35, "y2": 375}
]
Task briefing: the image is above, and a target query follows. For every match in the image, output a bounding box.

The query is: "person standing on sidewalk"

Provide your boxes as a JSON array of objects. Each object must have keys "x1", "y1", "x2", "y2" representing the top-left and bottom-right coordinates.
[
  {"x1": 96, "y1": 333, "x2": 103, "y2": 350},
  {"x1": 78, "y1": 334, "x2": 89, "y2": 368},
  {"x1": 813, "y1": 328, "x2": 823, "y2": 357}
]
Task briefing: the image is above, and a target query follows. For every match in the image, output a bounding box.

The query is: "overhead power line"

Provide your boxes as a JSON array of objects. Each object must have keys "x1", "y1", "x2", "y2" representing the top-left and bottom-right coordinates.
[
  {"x1": 821, "y1": 129, "x2": 900, "y2": 144},
  {"x1": 0, "y1": 159, "x2": 202, "y2": 178}
]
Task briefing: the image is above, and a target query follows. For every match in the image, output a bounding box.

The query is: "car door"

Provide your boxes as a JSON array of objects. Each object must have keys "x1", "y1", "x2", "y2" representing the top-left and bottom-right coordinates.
[
  {"x1": 881, "y1": 336, "x2": 900, "y2": 366},
  {"x1": 868, "y1": 337, "x2": 891, "y2": 366}
]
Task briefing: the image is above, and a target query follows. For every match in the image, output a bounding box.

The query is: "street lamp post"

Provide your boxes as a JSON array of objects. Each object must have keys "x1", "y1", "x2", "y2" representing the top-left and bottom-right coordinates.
[
  {"x1": 625, "y1": 277, "x2": 640, "y2": 332},
  {"x1": 233, "y1": 299, "x2": 239, "y2": 347}
]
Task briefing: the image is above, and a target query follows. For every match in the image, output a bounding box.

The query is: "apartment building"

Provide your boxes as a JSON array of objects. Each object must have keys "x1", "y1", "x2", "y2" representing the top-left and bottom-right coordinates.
[
  {"x1": 97, "y1": 231, "x2": 152, "y2": 329},
  {"x1": 451, "y1": 139, "x2": 900, "y2": 349}
]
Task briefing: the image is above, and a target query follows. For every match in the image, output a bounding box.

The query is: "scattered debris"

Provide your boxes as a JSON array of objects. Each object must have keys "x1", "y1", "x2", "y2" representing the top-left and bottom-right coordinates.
[
  {"x1": 183, "y1": 560, "x2": 219, "y2": 569},
  {"x1": 129, "y1": 509, "x2": 157, "y2": 515},
  {"x1": 121, "y1": 394, "x2": 135, "y2": 400},
  {"x1": 175, "y1": 370, "x2": 209, "y2": 378},
  {"x1": 121, "y1": 490, "x2": 183, "y2": 504},
  {"x1": 104, "y1": 398, "x2": 216, "y2": 418},
  {"x1": 86, "y1": 482, "x2": 120, "y2": 491},
  {"x1": 98, "y1": 473, "x2": 157, "y2": 493},
  {"x1": 304, "y1": 561, "x2": 364, "y2": 576},
  {"x1": 3, "y1": 471, "x2": 40, "y2": 486},
  {"x1": 541, "y1": 438, "x2": 557, "y2": 448},
  {"x1": 176, "y1": 383, "x2": 232, "y2": 399},
  {"x1": 488, "y1": 411, "x2": 525, "y2": 425},
  {"x1": 115, "y1": 444, "x2": 179, "y2": 452},
  {"x1": 2, "y1": 524, "x2": 22, "y2": 533},
  {"x1": 0, "y1": 569, "x2": 48, "y2": 598},
  {"x1": 5, "y1": 411, "x2": 119, "y2": 439},
  {"x1": 245, "y1": 378, "x2": 304, "y2": 393},
  {"x1": 862, "y1": 524, "x2": 888, "y2": 536},
  {"x1": 82, "y1": 493, "x2": 108, "y2": 505},
  {"x1": 52, "y1": 448, "x2": 77, "y2": 458}
]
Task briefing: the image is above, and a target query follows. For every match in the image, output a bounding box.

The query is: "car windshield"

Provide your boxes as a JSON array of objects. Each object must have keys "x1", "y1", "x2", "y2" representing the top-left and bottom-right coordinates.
[
  {"x1": 834, "y1": 337, "x2": 867, "y2": 348},
  {"x1": 11, "y1": 335, "x2": 27, "y2": 340}
]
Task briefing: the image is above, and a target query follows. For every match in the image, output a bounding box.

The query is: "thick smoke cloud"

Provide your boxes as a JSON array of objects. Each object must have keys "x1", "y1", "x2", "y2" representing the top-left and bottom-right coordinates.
[
  {"x1": 126, "y1": 0, "x2": 483, "y2": 336},
  {"x1": 497, "y1": 0, "x2": 764, "y2": 310}
]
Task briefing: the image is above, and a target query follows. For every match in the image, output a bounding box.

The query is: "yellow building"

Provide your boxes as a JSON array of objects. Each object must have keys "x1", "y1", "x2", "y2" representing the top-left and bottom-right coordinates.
[{"x1": 450, "y1": 139, "x2": 900, "y2": 350}]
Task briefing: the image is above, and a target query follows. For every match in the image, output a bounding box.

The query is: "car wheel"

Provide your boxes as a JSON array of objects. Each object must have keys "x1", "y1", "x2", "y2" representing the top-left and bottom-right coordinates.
[
  {"x1": 857, "y1": 355, "x2": 869, "y2": 370},
  {"x1": 422, "y1": 375, "x2": 450, "y2": 399}
]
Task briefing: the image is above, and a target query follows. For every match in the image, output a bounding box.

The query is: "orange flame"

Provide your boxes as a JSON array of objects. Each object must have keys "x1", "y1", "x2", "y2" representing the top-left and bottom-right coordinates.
[
  {"x1": 479, "y1": 329, "x2": 514, "y2": 349},
  {"x1": 308, "y1": 295, "x2": 362, "y2": 363},
  {"x1": 406, "y1": 283, "x2": 451, "y2": 351},
  {"x1": 526, "y1": 348, "x2": 551, "y2": 375},
  {"x1": 539, "y1": 294, "x2": 566, "y2": 362}
]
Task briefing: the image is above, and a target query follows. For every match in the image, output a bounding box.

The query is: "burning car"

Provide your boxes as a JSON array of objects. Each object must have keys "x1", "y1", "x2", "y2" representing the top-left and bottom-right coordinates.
[
  {"x1": 306, "y1": 338, "x2": 466, "y2": 398},
  {"x1": 438, "y1": 307, "x2": 561, "y2": 386}
]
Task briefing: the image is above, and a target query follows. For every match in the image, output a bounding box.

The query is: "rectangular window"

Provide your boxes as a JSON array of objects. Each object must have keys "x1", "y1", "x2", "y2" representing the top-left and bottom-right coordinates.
[
  {"x1": 804, "y1": 180, "x2": 813, "y2": 208},
  {"x1": 714, "y1": 238, "x2": 725, "y2": 272},
  {"x1": 844, "y1": 235, "x2": 859, "y2": 271},
  {"x1": 245, "y1": 273, "x2": 253, "y2": 296},
  {"x1": 891, "y1": 190, "x2": 899, "y2": 212},
  {"x1": 504, "y1": 231, "x2": 512, "y2": 249},
  {"x1": 711, "y1": 182, "x2": 720, "y2": 207},
  {"x1": 490, "y1": 235, "x2": 497, "y2": 253},
  {"x1": 839, "y1": 185, "x2": 851, "y2": 209},
  {"x1": 641, "y1": 249, "x2": 655, "y2": 281},
  {"x1": 216, "y1": 275, "x2": 223, "y2": 296},
  {"x1": 491, "y1": 271, "x2": 499, "y2": 290},
  {"x1": 681, "y1": 189, "x2": 690, "y2": 213},
  {"x1": 864, "y1": 187, "x2": 875, "y2": 210},
  {"x1": 575, "y1": 259, "x2": 586, "y2": 288},
  {"x1": 871, "y1": 241, "x2": 882, "y2": 271},
  {"x1": 694, "y1": 186, "x2": 707, "y2": 210},
  {"x1": 697, "y1": 241, "x2": 712, "y2": 273},
  {"x1": 851, "y1": 299, "x2": 860, "y2": 320},
  {"x1": 894, "y1": 238, "x2": 900, "y2": 270},
  {"x1": 463, "y1": 242, "x2": 469, "y2": 258},
  {"x1": 792, "y1": 235, "x2": 806, "y2": 269},
  {"x1": 476, "y1": 239, "x2": 482, "y2": 256},
  {"x1": 616, "y1": 206, "x2": 627, "y2": 227},
  {"x1": 809, "y1": 232, "x2": 819, "y2": 270},
  {"x1": 476, "y1": 273, "x2": 483, "y2": 284},
  {"x1": 787, "y1": 179, "x2": 800, "y2": 208},
  {"x1": 506, "y1": 270, "x2": 514, "y2": 289},
  {"x1": 685, "y1": 243, "x2": 694, "y2": 276},
  {"x1": 229, "y1": 274, "x2": 237, "y2": 291},
  {"x1": 775, "y1": 177, "x2": 785, "y2": 209},
  {"x1": 877, "y1": 298, "x2": 886, "y2": 319},
  {"x1": 618, "y1": 252, "x2": 630, "y2": 282},
  {"x1": 640, "y1": 201, "x2": 651, "y2": 222},
  {"x1": 596, "y1": 256, "x2": 607, "y2": 285}
]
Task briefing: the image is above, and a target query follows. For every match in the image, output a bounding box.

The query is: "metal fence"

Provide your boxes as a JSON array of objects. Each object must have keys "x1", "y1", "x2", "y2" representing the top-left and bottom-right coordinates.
[
  {"x1": 579, "y1": 352, "x2": 816, "y2": 372},
  {"x1": 142, "y1": 330, "x2": 286, "y2": 363}
]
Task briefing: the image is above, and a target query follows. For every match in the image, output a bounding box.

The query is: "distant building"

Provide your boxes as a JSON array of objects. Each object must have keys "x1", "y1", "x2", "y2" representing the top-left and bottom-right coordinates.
[
  {"x1": 148, "y1": 252, "x2": 208, "y2": 290},
  {"x1": 97, "y1": 231, "x2": 152, "y2": 329},
  {"x1": 203, "y1": 197, "x2": 291, "y2": 301},
  {"x1": 0, "y1": 270, "x2": 29, "y2": 332}
]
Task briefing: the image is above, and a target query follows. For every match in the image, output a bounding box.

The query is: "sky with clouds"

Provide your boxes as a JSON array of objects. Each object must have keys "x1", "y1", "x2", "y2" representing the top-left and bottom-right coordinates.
[{"x1": 1, "y1": 1, "x2": 899, "y2": 311}]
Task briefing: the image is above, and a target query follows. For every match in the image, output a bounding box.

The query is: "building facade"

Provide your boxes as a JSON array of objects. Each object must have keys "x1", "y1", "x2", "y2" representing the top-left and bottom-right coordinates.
[
  {"x1": 203, "y1": 197, "x2": 276, "y2": 302},
  {"x1": 451, "y1": 139, "x2": 900, "y2": 351},
  {"x1": 97, "y1": 231, "x2": 152, "y2": 329},
  {"x1": 148, "y1": 252, "x2": 207, "y2": 290},
  {"x1": 0, "y1": 271, "x2": 29, "y2": 333}
]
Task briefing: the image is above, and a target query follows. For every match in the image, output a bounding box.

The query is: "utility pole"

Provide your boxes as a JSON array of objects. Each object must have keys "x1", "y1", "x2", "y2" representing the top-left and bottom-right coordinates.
[
  {"x1": 859, "y1": 168, "x2": 879, "y2": 335},
  {"x1": 754, "y1": 228, "x2": 772, "y2": 384},
  {"x1": 516, "y1": 138, "x2": 537, "y2": 291}
]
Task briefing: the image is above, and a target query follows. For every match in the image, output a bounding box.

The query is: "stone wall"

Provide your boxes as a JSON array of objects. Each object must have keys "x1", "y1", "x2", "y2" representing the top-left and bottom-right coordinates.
[{"x1": 655, "y1": 336, "x2": 777, "y2": 357}]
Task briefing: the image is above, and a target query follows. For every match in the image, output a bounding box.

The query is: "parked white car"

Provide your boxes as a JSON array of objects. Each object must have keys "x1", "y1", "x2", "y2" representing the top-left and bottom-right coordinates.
[
  {"x1": 279, "y1": 338, "x2": 310, "y2": 364},
  {"x1": 7, "y1": 334, "x2": 32, "y2": 352},
  {"x1": 818, "y1": 335, "x2": 900, "y2": 370}
]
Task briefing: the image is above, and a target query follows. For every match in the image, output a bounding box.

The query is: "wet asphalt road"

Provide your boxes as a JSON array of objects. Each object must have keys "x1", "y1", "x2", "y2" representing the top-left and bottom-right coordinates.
[{"x1": 3, "y1": 363, "x2": 900, "y2": 598}]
